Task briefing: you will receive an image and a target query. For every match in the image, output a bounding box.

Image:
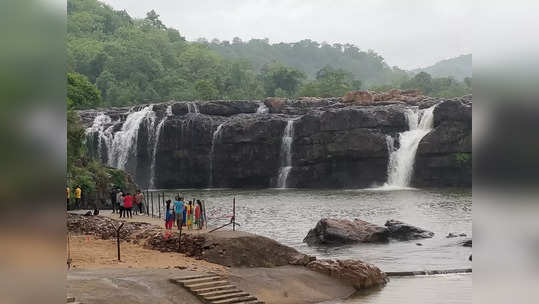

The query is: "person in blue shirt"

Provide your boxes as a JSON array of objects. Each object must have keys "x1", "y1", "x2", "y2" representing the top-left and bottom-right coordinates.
[{"x1": 173, "y1": 196, "x2": 185, "y2": 229}]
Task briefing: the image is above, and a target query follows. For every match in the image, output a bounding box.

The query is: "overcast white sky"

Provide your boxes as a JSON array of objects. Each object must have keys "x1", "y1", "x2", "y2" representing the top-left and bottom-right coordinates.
[{"x1": 101, "y1": 0, "x2": 473, "y2": 69}]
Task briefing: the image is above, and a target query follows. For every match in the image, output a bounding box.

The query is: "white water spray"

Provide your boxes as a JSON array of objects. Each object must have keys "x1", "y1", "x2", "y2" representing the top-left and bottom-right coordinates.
[
  {"x1": 208, "y1": 123, "x2": 225, "y2": 187},
  {"x1": 382, "y1": 106, "x2": 436, "y2": 189},
  {"x1": 276, "y1": 119, "x2": 295, "y2": 188},
  {"x1": 187, "y1": 102, "x2": 199, "y2": 114},
  {"x1": 149, "y1": 105, "x2": 173, "y2": 189},
  {"x1": 256, "y1": 102, "x2": 269, "y2": 114},
  {"x1": 85, "y1": 113, "x2": 112, "y2": 161},
  {"x1": 107, "y1": 105, "x2": 155, "y2": 170}
]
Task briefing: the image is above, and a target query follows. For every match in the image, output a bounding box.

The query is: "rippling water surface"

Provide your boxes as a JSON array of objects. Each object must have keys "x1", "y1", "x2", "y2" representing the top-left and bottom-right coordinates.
[{"x1": 155, "y1": 187, "x2": 472, "y2": 303}]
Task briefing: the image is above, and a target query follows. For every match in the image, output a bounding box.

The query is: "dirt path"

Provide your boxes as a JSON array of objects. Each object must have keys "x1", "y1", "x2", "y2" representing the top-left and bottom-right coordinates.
[{"x1": 68, "y1": 235, "x2": 226, "y2": 273}]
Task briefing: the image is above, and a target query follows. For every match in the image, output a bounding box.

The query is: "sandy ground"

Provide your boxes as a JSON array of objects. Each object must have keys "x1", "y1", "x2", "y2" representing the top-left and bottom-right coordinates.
[
  {"x1": 67, "y1": 212, "x2": 357, "y2": 304},
  {"x1": 68, "y1": 235, "x2": 226, "y2": 274}
]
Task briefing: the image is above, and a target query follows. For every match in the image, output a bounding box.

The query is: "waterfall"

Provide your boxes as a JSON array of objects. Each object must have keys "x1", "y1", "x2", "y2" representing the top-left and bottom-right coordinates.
[
  {"x1": 276, "y1": 119, "x2": 295, "y2": 188},
  {"x1": 208, "y1": 123, "x2": 225, "y2": 187},
  {"x1": 383, "y1": 106, "x2": 436, "y2": 188},
  {"x1": 85, "y1": 113, "x2": 112, "y2": 162},
  {"x1": 187, "y1": 102, "x2": 199, "y2": 114},
  {"x1": 149, "y1": 105, "x2": 173, "y2": 189},
  {"x1": 107, "y1": 105, "x2": 155, "y2": 170},
  {"x1": 256, "y1": 102, "x2": 269, "y2": 114}
]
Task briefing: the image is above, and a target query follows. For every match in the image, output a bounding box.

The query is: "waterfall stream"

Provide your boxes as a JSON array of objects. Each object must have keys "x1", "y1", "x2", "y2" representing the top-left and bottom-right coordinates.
[
  {"x1": 149, "y1": 105, "x2": 173, "y2": 189},
  {"x1": 187, "y1": 102, "x2": 199, "y2": 114},
  {"x1": 276, "y1": 119, "x2": 295, "y2": 188},
  {"x1": 208, "y1": 123, "x2": 225, "y2": 187},
  {"x1": 256, "y1": 102, "x2": 269, "y2": 114},
  {"x1": 382, "y1": 106, "x2": 436, "y2": 189}
]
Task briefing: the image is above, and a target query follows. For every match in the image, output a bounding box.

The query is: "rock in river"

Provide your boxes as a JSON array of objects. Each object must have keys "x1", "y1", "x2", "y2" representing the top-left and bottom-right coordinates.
[
  {"x1": 303, "y1": 218, "x2": 389, "y2": 245},
  {"x1": 384, "y1": 219, "x2": 434, "y2": 240}
]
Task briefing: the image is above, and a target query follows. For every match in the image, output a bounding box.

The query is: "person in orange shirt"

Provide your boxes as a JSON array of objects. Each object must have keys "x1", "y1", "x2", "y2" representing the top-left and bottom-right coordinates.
[{"x1": 66, "y1": 186, "x2": 70, "y2": 209}]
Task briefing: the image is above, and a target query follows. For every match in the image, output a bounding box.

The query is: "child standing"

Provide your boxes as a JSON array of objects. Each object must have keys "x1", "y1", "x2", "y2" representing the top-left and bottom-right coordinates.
[
  {"x1": 165, "y1": 200, "x2": 174, "y2": 230},
  {"x1": 186, "y1": 201, "x2": 193, "y2": 230}
]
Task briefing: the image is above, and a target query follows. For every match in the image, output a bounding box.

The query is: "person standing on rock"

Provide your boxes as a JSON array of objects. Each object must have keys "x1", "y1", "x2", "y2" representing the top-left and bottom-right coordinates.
[
  {"x1": 165, "y1": 200, "x2": 174, "y2": 230},
  {"x1": 66, "y1": 186, "x2": 71, "y2": 209},
  {"x1": 117, "y1": 189, "x2": 124, "y2": 218},
  {"x1": 173, "y1": 196, "x2": 185, "y2": 229},
  {"x1": 135, "y1": 190, "x2": 145, "y2": 215},
  {"x1": 195, "y1": 200, "x2": 201, "y2": 229},
  {"x1": 110, "y1": 187, "x2": 117, "y2": 214},
  {"x1": 74, "y1": 185, "x2": 82, "y2": 209},
  {"x1": 123, "y1": 192, "x2": 133, "y2": 218}
]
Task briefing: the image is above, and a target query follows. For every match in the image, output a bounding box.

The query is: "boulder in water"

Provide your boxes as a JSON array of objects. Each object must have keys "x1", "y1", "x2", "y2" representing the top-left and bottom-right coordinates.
[
  {"x1": 384, "y1": 219, "x2": 434, "y2": 240},
  {"x1": 306, "y1": 259, "x2": 388, "y2": 290},
  {"x1": 460, "y1": 238, "x2": 472, "y2": 247},
  {"x1": 303, "y1": 218, "x2": 389, "y2": 245}
]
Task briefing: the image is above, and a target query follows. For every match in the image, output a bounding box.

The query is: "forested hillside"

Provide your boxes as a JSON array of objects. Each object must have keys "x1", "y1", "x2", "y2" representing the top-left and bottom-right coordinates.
[
  {"x1": 412, "y1": 54, "x2": 472, "y2": 80},
  {"x1": 67, "y1": 0, "x2": 471, "y2": 108},
  {"x1": 206, "y1": 38, "x2": 408, "y2": 86}
]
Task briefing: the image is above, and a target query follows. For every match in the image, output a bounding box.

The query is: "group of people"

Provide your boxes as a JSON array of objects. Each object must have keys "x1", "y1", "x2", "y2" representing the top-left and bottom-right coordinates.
[
  {"x1": 66, "y1": 185, "x2": 82, "y2": 209},
  {"x1": 109, "y1": 187, "x2": 145, "y2": 218},
  {"x1": 165, "y1": 196, "x2": 205, "y2": 230}
]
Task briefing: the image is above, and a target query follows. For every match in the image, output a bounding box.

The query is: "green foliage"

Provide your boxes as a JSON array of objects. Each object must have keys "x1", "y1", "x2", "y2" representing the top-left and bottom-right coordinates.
[
  {"x1": 455, "y1": 153, "x2": 472, "y2": 167},
  {"x1": 67, "y1": 110, "x2": 86, "y2": 169},
  {"x1": 259, "y1": 63, "x2": 306, "y2": 97},
  {"x1": 68, "y1": 0, "x2": 471, "y2": 105},
  {"x1": 299, "y1": 66, "x2": 362, "y2": 97},
  {"x1": 400, "y1": 71, "x2": 472, "y2": 98},
  {"x1": 67, "y1": 72, "x2": 102, "y2": 109}
]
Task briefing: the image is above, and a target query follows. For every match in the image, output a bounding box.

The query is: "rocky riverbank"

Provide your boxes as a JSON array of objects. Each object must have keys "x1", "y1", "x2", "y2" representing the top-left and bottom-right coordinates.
[
  {"x1": 79, "y1": 92, "x2": 471, "y2": 189},
  {"x1": 67, "y1": 213, "x2": 388, "y2": 291}
]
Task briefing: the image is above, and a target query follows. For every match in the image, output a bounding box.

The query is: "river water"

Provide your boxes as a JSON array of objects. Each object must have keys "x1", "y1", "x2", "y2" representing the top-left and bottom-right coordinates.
[{"x1": 155, "y1": 187, "x2": 472, "y2": 303}]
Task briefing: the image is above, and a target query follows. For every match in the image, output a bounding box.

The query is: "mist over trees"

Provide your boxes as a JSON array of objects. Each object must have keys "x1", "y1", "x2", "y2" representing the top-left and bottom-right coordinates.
[{"x1": 67, "y1": 0, "x2": 471, "y2": 109}]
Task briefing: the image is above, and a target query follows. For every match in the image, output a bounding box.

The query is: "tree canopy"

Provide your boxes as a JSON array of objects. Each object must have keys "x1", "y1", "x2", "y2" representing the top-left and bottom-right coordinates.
[{"x1": 67, "y1": 0, "x2": 471, "y2": 109}]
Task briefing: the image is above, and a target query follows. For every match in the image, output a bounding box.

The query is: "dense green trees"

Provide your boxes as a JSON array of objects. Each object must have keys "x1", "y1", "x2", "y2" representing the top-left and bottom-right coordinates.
[
  {"x1": 68, "y1": 0, "x2": 471, "y2": 109},
  {"x1": 67, "y1": 71, "x2": 132, "y2": 207},
  {"x1": 400, "y1": 72, "x2": 472, "y2": 97}
]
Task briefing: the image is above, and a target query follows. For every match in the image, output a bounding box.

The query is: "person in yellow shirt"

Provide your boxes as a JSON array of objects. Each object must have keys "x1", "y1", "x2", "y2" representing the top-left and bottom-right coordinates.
[
  {"x1": 75, "y1": 186, "x2": 82, "y2": 209},
  {"x1": 66, "y1": 186, "x2": 70, "y2": 209}
]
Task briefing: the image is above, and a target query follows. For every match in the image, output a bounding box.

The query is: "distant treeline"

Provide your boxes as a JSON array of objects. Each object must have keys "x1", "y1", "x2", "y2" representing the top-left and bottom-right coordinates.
[{"x1": 67, "y1": 0, "x2": 471, "y2": 109}]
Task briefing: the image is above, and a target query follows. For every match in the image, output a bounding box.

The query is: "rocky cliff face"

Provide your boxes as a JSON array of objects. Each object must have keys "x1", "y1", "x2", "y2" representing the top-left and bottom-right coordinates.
[{"x1": 80, "y1": 94, "x2": 471, "y2": 189}]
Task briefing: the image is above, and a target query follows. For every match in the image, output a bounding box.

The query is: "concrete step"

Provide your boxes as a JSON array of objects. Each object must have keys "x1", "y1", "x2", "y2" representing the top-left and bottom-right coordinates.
[
  {"x1": 204, "y1": 291, "x2": 250, "y2": 301},
  {"x1": 210, "y1": 295, "x2": 257, "y2": 304},
  {"x1": 185, "y1": 280, "x2": 230, "y2": 290},
  {"x1": 198, "y1": 289, "x2": 243, "y2": 297},
  {"x1": 193, "y1": 285, "x2": 236, "y2": 295},
  {"x1": 171, "y1": 273, "x2": 217, "y2": 281},
  {"x1": 235, "y1": 301, "x2": 264, "y2": 304},
  {"x1": 177, "y1": 276, "x2": 222, "y2": 285}
]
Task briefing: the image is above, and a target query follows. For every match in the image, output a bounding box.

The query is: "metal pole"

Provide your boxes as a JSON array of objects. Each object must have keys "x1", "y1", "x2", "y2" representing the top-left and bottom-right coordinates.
[
  {"x1": 233, "y1": 197, "x2": 236, "y2": 231},
  {"x1": 158, "y1": 192, "x2": 161, "y2": 219},
  {"x1": 151, "y1": 192, "x2": 154, "y2": 218},
  {"x1": 116, "y1": 223, "x2": 124, "y2": 261},
  {"x1": 178, "y1": 223, "x2": 183, "y2": 252}
]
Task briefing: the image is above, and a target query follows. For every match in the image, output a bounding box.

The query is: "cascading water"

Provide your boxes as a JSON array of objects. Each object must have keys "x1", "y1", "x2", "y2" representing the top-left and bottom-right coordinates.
[
  {"x1": 85, "y1": 113, "x2": 112, "y2": 162},
  {"x1": 149, "y1": 105, "x2": 173, "y2": 189},
  {"x1": 208, "y1": 123, "x2": 225, "y2": 187},
  {"x1": 256, "y1": 102, "x2": 269, "y2": 114},
  {"x1": 107, "y1": 105, "x2": 155, "y2": 170},
  {"x1": 382, "y1": 106, "x2": 436, "y2": 189},
  {"x1": 276, "y1": 119, "x2": 295, "y2": 188},
  {"x1": 187, "y1": 102, "x2": 200, "y2": 114}
]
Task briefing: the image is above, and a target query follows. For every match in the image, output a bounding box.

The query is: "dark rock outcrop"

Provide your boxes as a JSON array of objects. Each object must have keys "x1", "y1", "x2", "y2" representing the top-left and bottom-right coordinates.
[
  {"x1": 80, "y1": 94, "x2": 472, "y2": 189},
  {"x1": 303, "y1": 218, "x2": 389, "y2": 245},
  {"x1": 384, "y1": 219, "x2": 434, "y2": 240},
  {"x1": 460, "y1": 238, "x2": 472, "y2": 247},
  {"x1": 414, "y1": 97, "x2": 472, "y2": 186}
]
